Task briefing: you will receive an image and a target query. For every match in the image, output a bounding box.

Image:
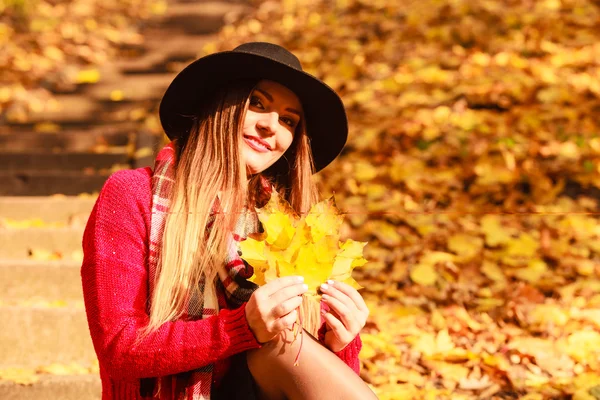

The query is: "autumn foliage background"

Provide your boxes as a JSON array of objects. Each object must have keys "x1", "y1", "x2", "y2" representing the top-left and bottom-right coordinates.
[{"x1": 2, "y1": 0, "x2": 600, "y2": 398}]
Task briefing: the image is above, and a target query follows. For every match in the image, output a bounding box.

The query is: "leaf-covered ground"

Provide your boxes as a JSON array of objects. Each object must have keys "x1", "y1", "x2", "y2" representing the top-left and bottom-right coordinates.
[
  {"x1": 0, "y1": 0, "x2": 164, "y2": 122},
  {"x1": 3, "y1": 0, "x2": 599, "y2": 397},
  {"x1": 206, "y1": 0, "x2": 600, "y2": 398}
]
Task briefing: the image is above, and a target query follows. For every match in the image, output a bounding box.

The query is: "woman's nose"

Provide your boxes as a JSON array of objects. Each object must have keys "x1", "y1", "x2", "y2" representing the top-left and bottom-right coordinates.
[{"x1": 256, "y1": 112, "x2": 278, "y2": 134}]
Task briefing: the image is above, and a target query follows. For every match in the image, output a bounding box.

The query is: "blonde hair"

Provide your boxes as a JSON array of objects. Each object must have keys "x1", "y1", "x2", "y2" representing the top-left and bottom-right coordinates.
[{"x1": 143, "y1": 80, "x2": 319, "y2": 335}]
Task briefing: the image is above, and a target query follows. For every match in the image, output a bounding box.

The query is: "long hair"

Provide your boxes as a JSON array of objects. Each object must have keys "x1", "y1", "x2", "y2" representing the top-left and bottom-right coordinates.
[{"x1": 144, "y1": 80, "x2": 319, "y2": 334}]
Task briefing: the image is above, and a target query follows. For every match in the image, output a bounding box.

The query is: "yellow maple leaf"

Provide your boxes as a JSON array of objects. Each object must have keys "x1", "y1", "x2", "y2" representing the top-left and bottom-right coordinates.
[
  {"x1": 481, "y1": 261, "x2": 507, "y2": 289},
  {"x1": 305, "y1": 196, "x2": 344, "y2": 243},
  {"x1": 513, "y1": 259, "x2": 548, "y2": 283},
  {"x1": 241, "y1": 193, "x2": 367, "y2": 295},
  {"x1": 280, "y1": 219, "x2": 311, "y2": 263},
  {"x1": 241, "y1": 238, "x2": 269, "y2": 286},
  {"x1": 504, "y1": 233, "x2": 539, "y2": 258},
  {"x1": 295, "y1": 245, "x2": 332, "y2": 292},
  {"x1": 76, "y1": 68, "x2": 100, "y2": 84},
  {"x1": 239, "y1": 237, "x2": 267, "y2": 267},
  {"x1": 330, "y1": 239, "x2": 367, "y2": 289},
  {"x1": 410, "y1": 251, "x2": 453, "y2": 286},
  {"x1": 481, "y1": 215, "x2": 512, "y2": 247},
  {"x1": 0, "y1": 367, "x2": 39, "y2": 385},
  {"x1": 447, "y1": 233, "x2": 483, "y2": 260},
  {"x1": 262, "y1": 210, "x2": 296, "y2": 249}
]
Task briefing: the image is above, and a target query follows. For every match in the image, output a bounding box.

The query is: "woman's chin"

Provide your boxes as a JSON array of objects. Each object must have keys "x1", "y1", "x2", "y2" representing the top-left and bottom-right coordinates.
[
  {"x1": 245, "y1": 161, "x2": 265, "y2": 175},
  {"x1": 243, "y1": 155, "x2": 271, "y2": 175}
]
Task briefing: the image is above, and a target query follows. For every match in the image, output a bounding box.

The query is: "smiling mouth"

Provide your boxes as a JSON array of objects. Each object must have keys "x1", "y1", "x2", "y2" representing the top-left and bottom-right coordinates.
[{"x1": 244, "y1": 135, "x2": 272, "y2": 152}]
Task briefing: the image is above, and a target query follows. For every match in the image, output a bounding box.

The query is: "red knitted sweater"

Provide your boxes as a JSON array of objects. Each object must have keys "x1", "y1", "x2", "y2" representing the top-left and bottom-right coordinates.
[{"x1": 81, "y1": 168, "x2": 362, "y2": 399}]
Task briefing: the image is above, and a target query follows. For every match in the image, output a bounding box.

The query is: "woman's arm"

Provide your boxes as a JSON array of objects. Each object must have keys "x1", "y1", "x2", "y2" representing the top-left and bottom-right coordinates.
[{"x1": 81, "y1": 170, "x2": 261, "y2": 380}]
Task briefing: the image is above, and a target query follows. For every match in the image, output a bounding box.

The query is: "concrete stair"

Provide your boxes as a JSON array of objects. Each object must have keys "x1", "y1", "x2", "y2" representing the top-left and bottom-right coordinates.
[
  {"x1": 116, "y1": 33, "x2": 217, "y2": 74},
  {"x1": 0, "y1": 375, "x2": 102, "y2": 400},
  {"x1": 0, "y1": 260, "x2": 83, "y2": 302},
  {"x1": 158, "y1": 1, "x2": 249, "y2": 34},
  {"x1": 0, "y1": 196, "x2": 96, "y2": 223},
  {"x1": 0, "y1": 126, "x2": 160, "y2": 196},
  {"x1": 0, "y1": 227, "x2": 85, "y2": 259},
  {"x1": 0, "y1": 127, "x2": 131, "y2": 152},
  {"x1": 0, "y1": 197, "x2": 99, "y2": 399}
]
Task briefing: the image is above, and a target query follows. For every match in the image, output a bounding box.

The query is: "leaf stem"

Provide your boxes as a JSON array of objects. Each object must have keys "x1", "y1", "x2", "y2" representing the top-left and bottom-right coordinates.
[{"x1": 294, "y1": 305, "x2": 304, "y2": 366}]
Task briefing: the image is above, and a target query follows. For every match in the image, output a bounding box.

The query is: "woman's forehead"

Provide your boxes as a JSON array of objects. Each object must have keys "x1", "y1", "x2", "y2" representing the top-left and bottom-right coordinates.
[{"x1": 254, "y1": 80, "x2": 303, "y2": 111}]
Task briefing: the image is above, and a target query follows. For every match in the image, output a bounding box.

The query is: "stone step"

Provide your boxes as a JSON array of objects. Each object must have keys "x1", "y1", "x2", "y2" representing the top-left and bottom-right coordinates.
[
  {"x1": 85, "y1": 73, "x2": 175, "y2": 102},
  {"x1": 0, "y1": 227, "x2": 84, "y2": 259},
  {"x1": 159, "y1": 1, "x2": 249, "y2": 35},
  {"x1": 0, "y1": 196, "x2": 95, "y2": 223},
  {"x1": 0, "y1": 152, "x2": 129, "y2": 172},
  {"x1": 0, "y1": 306, "x2": 96, "y2": 368},
  {"x1": 0, "y1": 171, "x2": 111, "y2": 196},
  {"x1": 0, "y1": 374, "x2": 101, "y2": 400},
  {"x1": 0, "y1": 129, "x2": 132, "y2": 152},
  {"x1": 0, "y1": 260, "x2": 82, "y2": 302},
  {"x1": 16, "y1": 95, "x2": 100, "y2": 125},
  {"x1": 116, "y1": 34, "x2": 217, "y2": 74}
]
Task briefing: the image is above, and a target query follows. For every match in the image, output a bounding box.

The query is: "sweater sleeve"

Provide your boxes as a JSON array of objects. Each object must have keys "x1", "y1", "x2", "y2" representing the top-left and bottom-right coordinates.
[{"x1": 80, "y1": 170, "x2": 261, "y2": 380}]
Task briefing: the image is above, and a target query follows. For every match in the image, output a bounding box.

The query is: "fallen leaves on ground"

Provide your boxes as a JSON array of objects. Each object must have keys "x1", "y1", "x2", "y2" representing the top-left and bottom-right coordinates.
[
  {"x1": 4, "y1": 0, "x2": 600, "y2": 396},
  {"x1": 0, "y1": 0, "x2": 163, "y2": 122},
  {"x1": 0, "y1": 218, "x2": 65, "y2": 229},
  {"x1": 0, "y1": 361, "x2": 99, "y2": 386},
  {"x1": 210, "y1": 0, "x2": 600, "y2": 397}
]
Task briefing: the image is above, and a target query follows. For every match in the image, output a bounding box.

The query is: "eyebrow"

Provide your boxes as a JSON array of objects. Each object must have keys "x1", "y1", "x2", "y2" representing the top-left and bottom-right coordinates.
[{"x1": 254, "y1": 88, "x2": 302, "y2": 117}]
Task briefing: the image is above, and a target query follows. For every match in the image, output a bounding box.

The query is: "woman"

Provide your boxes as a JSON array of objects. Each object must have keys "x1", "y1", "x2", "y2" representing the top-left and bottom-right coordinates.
[{"x1": 81, "y1": 42, "x2": 377, "y2": 400}]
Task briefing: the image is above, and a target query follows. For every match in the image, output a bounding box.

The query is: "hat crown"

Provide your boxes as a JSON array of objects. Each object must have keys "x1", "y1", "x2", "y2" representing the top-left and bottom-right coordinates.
[{"x1": 233, "y1": 42, "x2": 302, "y2": 70}]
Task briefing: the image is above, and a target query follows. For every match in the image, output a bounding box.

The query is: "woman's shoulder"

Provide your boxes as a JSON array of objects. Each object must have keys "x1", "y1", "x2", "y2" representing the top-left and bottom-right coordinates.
[
  {"x1": 97, "y1": 167, "x2": 153, "y2": 208},
  {"x1": 104, "y1": 167, "x2": 153, "y2": 190}
]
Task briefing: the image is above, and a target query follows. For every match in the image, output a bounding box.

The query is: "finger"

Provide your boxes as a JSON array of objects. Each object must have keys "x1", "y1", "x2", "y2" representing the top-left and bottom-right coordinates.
[
  {"x1": 271, "y1": 295, "x2": 303, "y2": 319},
  {"x1": 321, "y1": 293, "x2": 359, "y2": 333},
  {"x1": 261, "y1": 276, "x2": 305, "y2": 296},
  {"x1": 274, "y1": 309, "x2": 298, "y2": 331},
  {"x1": 322, "y1": 311, "x2": 351, "y2": 342},
  {"x1": 270, "y1": 282, "x2": 308, "y2": 304},
  {"x1": 325, "y1": 280, "x2": 369, "y2": 315},
  {"x1": 320, "y1": 282, "x2": 358, "y2": 314}
]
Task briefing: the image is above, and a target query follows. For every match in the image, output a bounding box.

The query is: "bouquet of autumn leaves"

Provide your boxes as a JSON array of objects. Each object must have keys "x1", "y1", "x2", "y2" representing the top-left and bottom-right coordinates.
[{"x1": 239, "y1": 191, "x2": 368, "y2": 344}]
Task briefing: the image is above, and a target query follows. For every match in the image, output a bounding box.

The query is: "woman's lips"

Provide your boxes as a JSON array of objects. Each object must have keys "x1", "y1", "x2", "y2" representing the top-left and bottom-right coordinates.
[{"x1": 244, "y1": 135, "x2": 272, "y2": 153}]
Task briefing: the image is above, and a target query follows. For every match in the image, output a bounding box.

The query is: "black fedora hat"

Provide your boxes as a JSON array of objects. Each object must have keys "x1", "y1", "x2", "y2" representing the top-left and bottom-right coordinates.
[{"x1": 159, "y1": 42, "x2": 348, "y2": 173}]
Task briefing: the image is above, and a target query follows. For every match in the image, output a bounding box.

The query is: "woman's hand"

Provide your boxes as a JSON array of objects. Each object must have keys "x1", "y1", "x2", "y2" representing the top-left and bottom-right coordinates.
[
  {"x1": 319, "y1": 280, "x2": 369, "y2": 352},
  {"x1": 245, "y1": 276, "x2": 308, "y2": 344}
]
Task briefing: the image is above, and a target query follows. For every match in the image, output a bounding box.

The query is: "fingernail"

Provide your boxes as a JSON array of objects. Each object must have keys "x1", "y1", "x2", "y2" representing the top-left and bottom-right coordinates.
[
  {"x1": 321, "y1": 309, "x2": 327, "y2": 315},
  {"x1": 327, "y1": 280, "x2": 335, "y2": 285},
  {"x1": 320, "y1": 283, "x2": 329, "y2": 291},
  {"x1": 296, "y1": 276, "x2": 304, "y2": 282},
  {"x1": 322, "y1": 294, "x2": 329, "y2": 300},
  {"x1": 302, "y1": 284, "x2": 308, "y2": 291}
]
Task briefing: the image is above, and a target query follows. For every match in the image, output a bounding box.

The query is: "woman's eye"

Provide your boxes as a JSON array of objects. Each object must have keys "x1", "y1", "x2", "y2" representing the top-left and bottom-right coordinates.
[
  {"x1": 250, "y1": 96, "x2": 264, "y2": 109},
  {"x1": 281, "y1": 117, "x2": 296, "y2": 127}
]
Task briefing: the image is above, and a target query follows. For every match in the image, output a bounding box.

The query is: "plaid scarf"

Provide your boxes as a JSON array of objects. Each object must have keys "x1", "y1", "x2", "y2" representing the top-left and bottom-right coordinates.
[{"x1": 146, "y1": 142, "x2": 260, "y2": 399}]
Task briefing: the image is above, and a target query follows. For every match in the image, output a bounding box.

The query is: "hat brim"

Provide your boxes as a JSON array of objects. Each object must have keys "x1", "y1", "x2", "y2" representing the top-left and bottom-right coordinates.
[{"x1": 159, "y1": 51, "x2": 348, "y2": 173}]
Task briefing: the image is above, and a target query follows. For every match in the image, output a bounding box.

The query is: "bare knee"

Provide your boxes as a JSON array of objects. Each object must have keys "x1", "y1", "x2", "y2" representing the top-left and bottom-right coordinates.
[
  {"x1": 247, "y1": 330, "x2": 377, "y2": 400},
  {"x1": 246, "y1": 329, "x2": 304, "y2": 399}
]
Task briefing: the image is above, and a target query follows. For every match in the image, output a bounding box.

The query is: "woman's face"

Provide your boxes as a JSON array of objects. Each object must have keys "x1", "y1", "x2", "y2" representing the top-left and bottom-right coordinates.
[{"x1": 242, "y1": 80, "x2": 303, "y2": 175}]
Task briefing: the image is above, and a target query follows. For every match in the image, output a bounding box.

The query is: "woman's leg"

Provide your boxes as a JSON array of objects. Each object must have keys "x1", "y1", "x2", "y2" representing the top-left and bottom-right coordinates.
[{"x1": 247, "y1": 329, "x2": 378, "y2": 400}]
